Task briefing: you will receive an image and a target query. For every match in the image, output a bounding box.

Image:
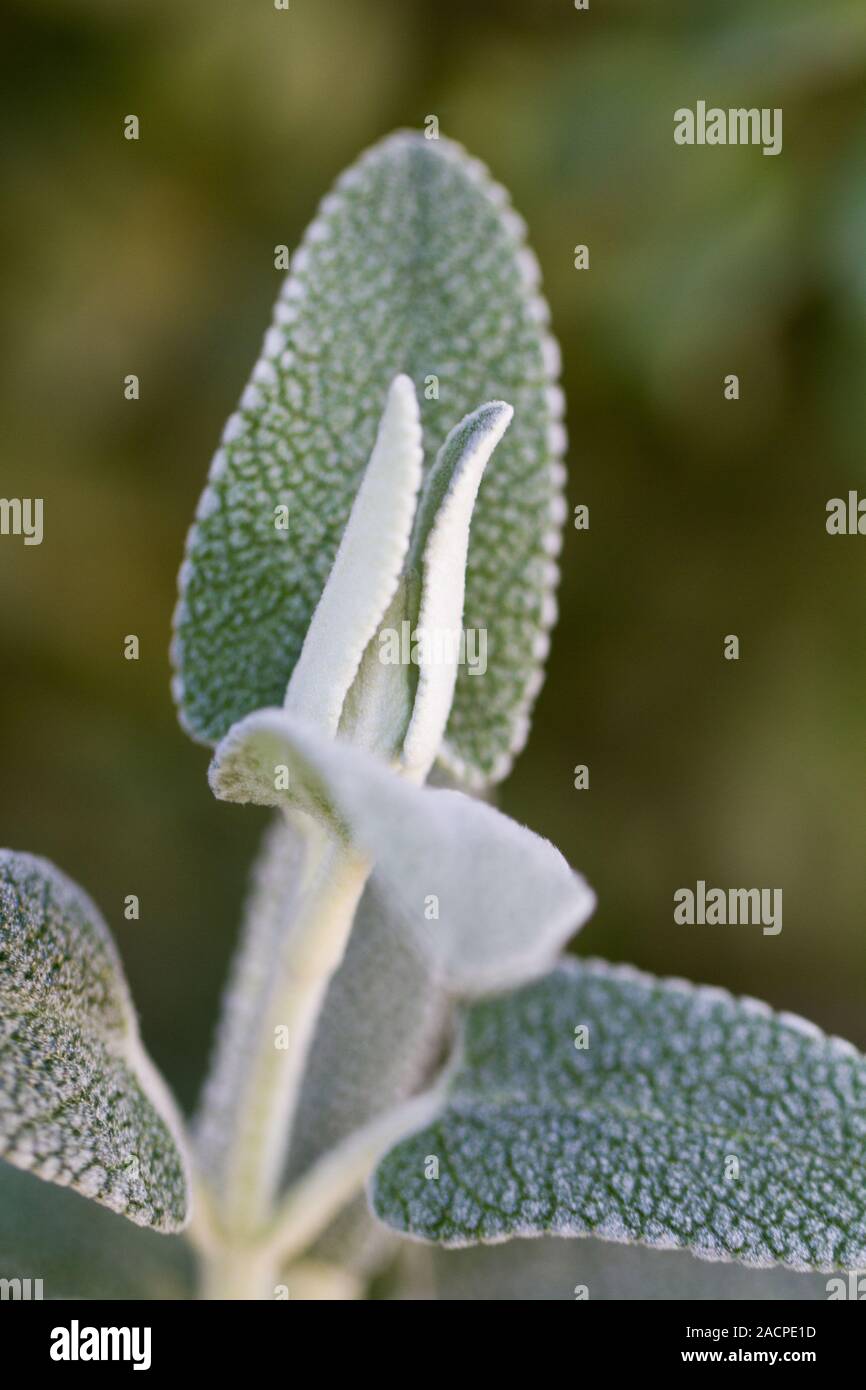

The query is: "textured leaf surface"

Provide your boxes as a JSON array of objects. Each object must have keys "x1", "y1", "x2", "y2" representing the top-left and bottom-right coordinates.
[
  {"x1": 173, "y1": 129, "x2": 566, "y2": 787},
  {"x1": 371, "y1": 959, "x2": 866, "y2": 1270},
  {"x1": 0, "y1": 851, "x2": 190, "y2": 1232},
  {"x1": 209, "y1": 709, "x2": 595, "y2": 995}
]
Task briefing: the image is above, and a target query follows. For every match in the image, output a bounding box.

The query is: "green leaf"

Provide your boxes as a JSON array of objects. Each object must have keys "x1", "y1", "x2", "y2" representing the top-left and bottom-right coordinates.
[
  {"x1": 173, "y1": 129, "x2": 566, "y2": 788},
  {"x1": 0, "y1": 850, "x2": 190, "y2": 1233},
  {"x1": 371, "y1": 959, "x2": 866, "y2": 1271},
  {"x1": 209, "y1": 710, "x2": 595, "y2": 995}
]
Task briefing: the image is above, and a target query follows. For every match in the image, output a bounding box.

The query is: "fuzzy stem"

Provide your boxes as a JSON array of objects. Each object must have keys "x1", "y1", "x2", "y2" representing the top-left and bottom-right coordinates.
[
  {"x1": 260, "y1": 1083, "x2": 447, "y2": 1268},
  {"x1": 217, "y1": 820, "x2": 370, "y2": 1239},
  {"x1": 191, "y1": 807, "x2": 372, "y2": 1305},
  {"x1": 197, "y1": 1244, "x2": 279, "y2": 1301},
  {"x1": 195, "y1": 1086, "x2": 444, "y2": 1299}
]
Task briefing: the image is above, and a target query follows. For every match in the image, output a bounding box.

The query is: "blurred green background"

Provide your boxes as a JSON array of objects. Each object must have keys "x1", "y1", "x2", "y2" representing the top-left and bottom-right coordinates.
[{"x1": 2, "y1": 0, "x2": 866, "y2": 1219}]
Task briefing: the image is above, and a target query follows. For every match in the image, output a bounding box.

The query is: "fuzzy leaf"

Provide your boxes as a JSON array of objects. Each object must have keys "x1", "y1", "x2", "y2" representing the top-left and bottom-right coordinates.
[
  {"x1": 284, "y1": 374, "x2": 423, "y2": 735},
  {"x1": 371, "y1": 959, "x2": 866, "y2": 1271},
  {"x1": 283, "y1": 874, "x2": 452, "y2": 1271},
  {"x1": 209, "y1": 710, "x2": 595, "y2": 995},
  {"x1": 335, "y1": 577, "x2": 418, "y2": 765},
  {"x1": 400, "y1": 401, "x2": 513, "y2": 781},
  {"x1": 173, "y1": 129, "x2": 566, "y2": 787},
  {"x1": 335, "y1": 398, "x2": 512, "y2": 774},
  {"x1": 0, "y1": 850, "x2": 190, "y2": 1233}
]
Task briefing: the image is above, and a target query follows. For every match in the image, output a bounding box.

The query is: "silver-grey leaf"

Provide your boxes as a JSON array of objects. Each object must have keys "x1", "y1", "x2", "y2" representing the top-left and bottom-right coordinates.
[
  {"x1": 371, "y1": 958, "x2": 866, "y2": 1271},
  {"x1": 172, "y1": 129, "x2": 566, "y2": 787},
  {"x1": 0, "y1": 850, "x2": 190, "y2": 1233},
  {"x1": 282, "y1": 875, "x2": 452, "y2": 1272}
]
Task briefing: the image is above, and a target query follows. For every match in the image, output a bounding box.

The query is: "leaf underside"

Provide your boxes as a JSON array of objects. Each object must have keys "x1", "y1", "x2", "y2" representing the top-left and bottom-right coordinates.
[
  {"x1": 283, "y1": 874, "x2": 451, "y2": 1270},
  {"x1": 173, "y1": 129, "x2": 565, "y2": 787},
  {"x1": 371, "y1": 959, "x2": 866, "y2": 1271},
  {"x1": 0, "y1": 851, "x2": 188, "y2": 1233}
]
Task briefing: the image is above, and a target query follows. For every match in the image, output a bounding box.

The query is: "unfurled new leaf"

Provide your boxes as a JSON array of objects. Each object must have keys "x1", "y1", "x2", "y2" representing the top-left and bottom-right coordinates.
[
  {"x1": 371, "y1": 960, "x2": 866, "y2": 1271},
  {"x1": 0, "y1": 851, "x2": 190, "y2": 1232},
  {"x1": 302, "y1": 393, "x2": 513, "y2": 775},
  {"x1": 284, "y1": 374, "x2": 423, "y2": 735},
  {"x1": 173, "y1": 130, "x2": 566, "y2": 787},
  {"x1": 400, "y1": 401, "x2": 513, "y2": 782}
]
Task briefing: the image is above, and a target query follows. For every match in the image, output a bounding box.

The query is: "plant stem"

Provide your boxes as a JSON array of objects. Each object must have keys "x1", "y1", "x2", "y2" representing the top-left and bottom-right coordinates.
[
  {"x1": 191, "y1": 807, "x2": 374, "y2": 1303},
  {"x1": 197, "y1": 1244, "x2": 279, "y2": 1301},
  {"x1": 260, "y1": 1083, "x2": 447, "y2": 1269},
  {"x1": 218, "y1": 817, "x2": 370, "y2": 1239},
  {"x1": 195, "y1": 1086, "x2": 444, "y2": 1298}
]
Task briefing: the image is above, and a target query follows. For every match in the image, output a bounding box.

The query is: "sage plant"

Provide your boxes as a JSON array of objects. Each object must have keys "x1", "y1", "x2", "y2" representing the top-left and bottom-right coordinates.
[{"x1": 2, "y1": 132, "x2": 866, "y2": 1301}]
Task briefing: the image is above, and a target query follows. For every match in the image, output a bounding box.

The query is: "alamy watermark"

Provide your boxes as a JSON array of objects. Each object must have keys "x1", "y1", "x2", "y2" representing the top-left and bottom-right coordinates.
[
  {"x1": 674, "y1": 880, "x2": 783, "y2": 936},
  {"x1": 0, "y1": 1276, "x2": 43, "y2": 1299},
  {"x1": 674, "y1": 103, "x2": 782, "y2": 157},
  {"x1": 50, "y1": 1321, "x2": 151, "y2": 1371},
  {"x1": 378, "y1": 621, "x2": 487, "y2": 676},
  {"x1": 0, "y1": 498, "x2": 43, "y2": 545},
  {"x1": 826, "y1": 1273, "x2": 866, "y2": 1300}
]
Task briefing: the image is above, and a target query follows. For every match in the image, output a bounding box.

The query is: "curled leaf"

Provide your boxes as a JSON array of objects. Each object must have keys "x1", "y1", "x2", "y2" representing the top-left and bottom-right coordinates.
[
  {"x1": 335, "y1": 397, "x2": 512, "y2": 774},
  {"x1": 285, "y1": 374, "x2": 423, "y2": 734},
  {"x1": 209, "y1": 709, "x2": 594, "y2": 995},
  {"x1": 400, "y1": 401, "x2": 513, "y2": 781}
]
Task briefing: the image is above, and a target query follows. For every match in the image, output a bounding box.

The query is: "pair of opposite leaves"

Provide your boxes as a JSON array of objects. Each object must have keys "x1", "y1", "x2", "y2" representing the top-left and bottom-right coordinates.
[{"x1": 2, "y1": 133, "x2": 866, "y2": 1277}]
